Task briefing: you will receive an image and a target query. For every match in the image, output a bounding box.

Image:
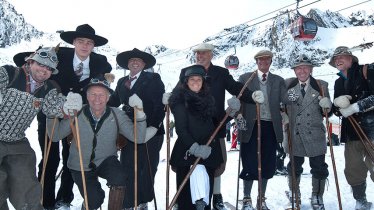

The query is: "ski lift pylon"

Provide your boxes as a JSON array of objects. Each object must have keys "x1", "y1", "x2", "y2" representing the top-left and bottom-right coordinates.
[
  {"x1": 290, "y1": 0, "x2": 318, "y2": 41},
  {"x1": 224, "y1": 46, "x2": 239, "y2": 70}
]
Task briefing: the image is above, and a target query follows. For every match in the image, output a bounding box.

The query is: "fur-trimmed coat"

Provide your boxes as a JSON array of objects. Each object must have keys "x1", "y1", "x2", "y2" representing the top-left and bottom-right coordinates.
[{"x1": 169, "y1": 87, "x2": 223, "y2": 169}]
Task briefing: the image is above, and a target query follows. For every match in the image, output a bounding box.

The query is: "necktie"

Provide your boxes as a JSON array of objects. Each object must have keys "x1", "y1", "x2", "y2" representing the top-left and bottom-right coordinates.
[
  {"x1": 75, "y1": 62, "x2": 83, "y2": 78},
  {"x1": 125, "y1": 76, "x2": 137, "y2": 89},
  {"x1": 262, "y1": 73, "x2": 267, "y2": 82},
  {"x1": 301, "y1": 83, "x2": 306, "y2": 97}
]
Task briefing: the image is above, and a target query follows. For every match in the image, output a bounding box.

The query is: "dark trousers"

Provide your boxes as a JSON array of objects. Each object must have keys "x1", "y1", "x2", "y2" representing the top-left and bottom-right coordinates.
[
  {"x1": 286, "y1": 155, "x2": 329, "y2": 179},
  {"x1": 37, "y1": 113, "x2": 74, "y2": 208},
  {"x1": 121, "y1": 134, "x2": 164, "y2": 208},
  {"x1": 71, "y1": 156, "x2": 126, "y2": 210},
  {"x1": 176, "y1": 165, "x2": 214, "y2": 210}
]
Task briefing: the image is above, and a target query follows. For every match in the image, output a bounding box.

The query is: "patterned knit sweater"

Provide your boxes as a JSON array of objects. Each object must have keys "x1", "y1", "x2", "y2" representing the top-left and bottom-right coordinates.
[{"x1": 0, "y1": 65, "x2": 65, "y2": 142}]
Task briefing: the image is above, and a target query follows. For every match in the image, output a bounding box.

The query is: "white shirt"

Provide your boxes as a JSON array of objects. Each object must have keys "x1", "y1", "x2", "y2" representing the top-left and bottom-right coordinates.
[{"x1": 73, "y1": 53, "x2": 90, "y2": 82}]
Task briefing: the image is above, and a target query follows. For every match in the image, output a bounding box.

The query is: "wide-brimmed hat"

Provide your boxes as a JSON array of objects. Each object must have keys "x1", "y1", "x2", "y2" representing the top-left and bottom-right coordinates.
[
  {"x1": 116, "y1": 48, "x2": 156, "y2": 70},
  {"x1": 25, "y1": 47, "x2": 59, "y2": 74},
  {"x1": 192, "y1": 43, "x2": 215, "y2": 52},
  {"x1": 60, "y1": 24, "x2": 108, "y2": 47},
  {"x1": 291, "y1": 54, "x2": 315, "y2": 69},
  {"x1": 329, "y1": 46, "x2": 359, "y2": 67},
  {"x1": 83, "y1": 75, "x2": 114, "y2": 95},
  {"x1": 254, "y1": 50, "x2": 273, "y2": 60},
  {"x1": 13, "y1": 51, "x2": 33, "y2": 67}
]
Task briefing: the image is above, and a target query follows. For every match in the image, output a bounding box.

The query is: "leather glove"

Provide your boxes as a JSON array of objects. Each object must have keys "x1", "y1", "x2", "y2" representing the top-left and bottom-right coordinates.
[
  {"x1": 319, "y1": 97, "x2": 332, "y2": 112},
  {"x1": 333, "y1": 95, "x2": 352, "y2": 108},
  {"x1": 188, "y1": 142, "x2": 212, "y2": 160},
  {"x1": 339, "y1": 102, "x2": 359, "y2": 117},
  {"x1": 252, "y1": 90, "x2": 264, "y2": 104},
  {"x1": 162, "y1": 92, "x2": 171, "y2": 105},
  {"x1": 276, "y1": 143, "x2": 286, "y2": 158},
  {"x1": 281, "y1": 112, "x2": 289, "y2": 125},
  {"x1": 287, "y1": 88, "x2": 299, "y2": 102},
  {"x1": 227, "y1": 96, "x2": 241, "y2": 117},
  {"x1": 129, "y1": 94, "x2": 145, "y2": 119},
  {"x1": 104, "y1": 73, "x2": 115, "y2": 83},
  {"x1": 145, "y1": 126, "x2": 158, "y2": 142},
  {"x1": 63, "y1": 92, "x2": 82, "y2": 116}
]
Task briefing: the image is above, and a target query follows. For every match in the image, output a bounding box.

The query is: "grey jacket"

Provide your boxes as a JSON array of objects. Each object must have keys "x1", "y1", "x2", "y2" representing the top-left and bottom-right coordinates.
[
  {"x1": 238, "y1": 71, "x2": 288, "y2": 143},
  {"x1": 284, "y1": 77, "x2": 330, "y2": 157},
  {"x1": 47, "y1": 106, "x2": 146, "y2": 171}
]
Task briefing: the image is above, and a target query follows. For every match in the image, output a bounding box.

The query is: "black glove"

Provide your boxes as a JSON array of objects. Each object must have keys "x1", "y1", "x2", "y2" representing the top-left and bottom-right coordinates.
[{"x1": 188, "y1": 142, "x2": 212, "y2": 160}]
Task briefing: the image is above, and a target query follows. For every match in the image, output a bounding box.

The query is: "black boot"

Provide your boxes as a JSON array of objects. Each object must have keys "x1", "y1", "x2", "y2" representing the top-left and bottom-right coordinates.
[
  {"x1": 213, "y1": 194, "x2": 227, "y2": 210},
  {"x1": 352, "y1": 182, "x2": 373, "y2": 210},
  {"x1": 311, "y1": 178, "x2": 325, "y2": 210}
]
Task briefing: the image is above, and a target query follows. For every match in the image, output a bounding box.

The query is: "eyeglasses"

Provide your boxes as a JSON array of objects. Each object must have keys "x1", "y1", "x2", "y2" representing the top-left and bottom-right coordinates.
[
  {"x1": 35, "y1": 62, "x2": 53, "y2": 71},
  {"x1": 90, "y1": 78, "x2": 110, "y2": 87},
  {"x1": 38, "y1": 51, "x2": 58, "y2": 63}
]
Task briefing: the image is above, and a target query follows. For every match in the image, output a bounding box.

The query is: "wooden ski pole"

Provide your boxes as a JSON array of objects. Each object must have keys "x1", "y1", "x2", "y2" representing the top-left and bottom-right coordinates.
[
  {"x1": 67, "y1": 111, "x2": 89, "y2": 210},
  {"x1": 165, "y1": 105, "x2": 171, "y2": 210},
  {"x1": 40, "y1": 117, "x2": 57, "y2": 204},
  {"x1": 348, "y1": 116, "x2": 374, "y2": 162},
  {"x1": 318, "y1": 82, "x2": 342, "y2": 210},
  {"x1": 168, "y1": 71, "x2": 257, "y2": 210},
  {"x1": 133, "y1": 108, "x2": 138, "y2": 209},
  {"x1": 256, "y1": 103, "x2": 262, "y2": 210},
  {"x1": 145, "y1": 143, "x2": 158, "y2": 210},
  {"x1": 235, "y1": 147, "x2": 241, "y2": 210},
  {"x1": 285, "y1": 108, "x2": 300, "y2": 210}
]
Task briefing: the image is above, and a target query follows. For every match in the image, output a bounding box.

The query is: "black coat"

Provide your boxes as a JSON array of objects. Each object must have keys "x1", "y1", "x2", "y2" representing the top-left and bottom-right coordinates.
[
  {"x1": 51, "y1": 47, "x2": 112, "y2": 96},
  {"x1": 109, "y1": 71, "x2": 165, "y2": 135},
  {"x1": 332, "y1": 62, "x2": 374, "y2": 143},
  {"x1": 169, "y1": 87, "x2": 223, "y2": 169},
  {"x1": 178, "y1": 63, "x2": 254, "y2": 138}
]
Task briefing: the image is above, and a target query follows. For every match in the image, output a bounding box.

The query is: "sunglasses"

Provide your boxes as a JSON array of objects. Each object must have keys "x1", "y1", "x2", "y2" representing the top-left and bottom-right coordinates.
[
  {"x1": 90, "y1": 78, "x2": 110, "y2": 87},
  {"x1": 38, "y1": 51, "x2": 58, "y2": 63}
]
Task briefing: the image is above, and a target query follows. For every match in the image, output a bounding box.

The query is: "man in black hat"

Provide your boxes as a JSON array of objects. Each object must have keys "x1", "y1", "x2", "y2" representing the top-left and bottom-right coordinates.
[
  {"x1": 109, "y1": 48, "x2": 165, "y2": 210},
  {"x1": 1, "y1": 46, "x2": 66, "y2": 210},
  {"x1": 37, "y1": 24, "x2": 112, "y2": 210},
  {"x1": 331, "y1": 46, "x2": 374, "y2": 210}
]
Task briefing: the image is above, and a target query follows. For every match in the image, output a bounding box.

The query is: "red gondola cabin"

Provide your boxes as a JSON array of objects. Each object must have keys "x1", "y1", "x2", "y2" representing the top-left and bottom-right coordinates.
[
  {"x1": 224, "y1": 55, "x2": 239, "y2": 70},
  {"x1": 291, "y1": 16, "x2": 318, "y2": 41}
]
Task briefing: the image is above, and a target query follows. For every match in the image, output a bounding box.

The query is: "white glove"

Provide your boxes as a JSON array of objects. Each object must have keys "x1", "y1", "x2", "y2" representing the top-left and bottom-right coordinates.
[
  {"x1": 145, "y1": 126, "x2": 158, "y2": 142},
  {"x1": 129, "y1": 94, "x2": 145, "y2": 119},
  {"x1": 333, "y1": 95, "x2": 352, "y2": 108},
  {"x1": 227, "y1": 97, "x2": 241, "y2": 117},
  {"x1": 319, "y1": 97, "x2": 332, "y2": 111},
  {"x1": 281, "y1": 112, "x2": 289, "y2": 125},
  {"x1": 63, "y1": 92, "x2": 82, "y2": 116},
  {"x1": 252, "y1": 90, "x2": 264, "y2": 104},
  {"x1": 287, "y1": 88, "x2": 299, "y2": 102},
  {"x1": 339, "y1": 103, "x2": 360, "y2": 117},
  {"x1": 162, "y1": 92, "x2": 171, "y2": 105}
]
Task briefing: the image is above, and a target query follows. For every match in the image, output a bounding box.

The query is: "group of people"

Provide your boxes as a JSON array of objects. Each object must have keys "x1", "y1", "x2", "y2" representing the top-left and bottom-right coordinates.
[{"x1": 0, "y1": 22, "x2": 373, "y2": 210}]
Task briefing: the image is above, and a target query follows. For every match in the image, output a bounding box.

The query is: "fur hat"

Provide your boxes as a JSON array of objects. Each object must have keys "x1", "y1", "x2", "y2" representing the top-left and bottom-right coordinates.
[
  {"x1": 60, "y1": 24, "x2": 108, "y2": 47},
  {"x1": 329, "y1": 46, "x2": 359, "y2": 67},
  {"x1": 192, "y1": 43, "x2": 215, "y2": 52},
  {"x1": 291, "y1": 54, "x2": 315, "y2": 69},
  {"x1": 25, "y1": 46, "x2": 59, "y2": 74},
  {"x1": 116, "y1": 48, "x2": 156, "y2": 70},
  {"x1": 254, "y1": 50, "x2": 273, "y2": 60}
]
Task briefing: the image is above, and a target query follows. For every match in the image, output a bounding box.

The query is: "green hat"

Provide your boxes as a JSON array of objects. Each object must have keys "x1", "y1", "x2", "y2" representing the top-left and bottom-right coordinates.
[
  {"x1": 254, "y1": 50, "x2": 273, "y2": 60},
  {"x1": 329, "y1": 46, "x2": 359, "y2": 68},
  {"x1": 291, "y1": 54, "x2": 315, "y2": 69},
  {"x1": 26, "y1": 47, "x2": 59, "y2": 74}
]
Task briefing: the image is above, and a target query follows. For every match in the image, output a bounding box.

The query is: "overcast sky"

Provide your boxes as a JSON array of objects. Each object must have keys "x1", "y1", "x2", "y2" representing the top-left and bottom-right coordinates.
[{"x1": 7, "y1": 0, "x2": 374, "y2": 50}]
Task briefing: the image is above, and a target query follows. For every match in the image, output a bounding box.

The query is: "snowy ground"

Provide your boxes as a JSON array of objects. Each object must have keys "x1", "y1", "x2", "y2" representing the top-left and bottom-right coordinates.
[{"x1": 7, "y1": 119, "x2": 374, "y2": 210}]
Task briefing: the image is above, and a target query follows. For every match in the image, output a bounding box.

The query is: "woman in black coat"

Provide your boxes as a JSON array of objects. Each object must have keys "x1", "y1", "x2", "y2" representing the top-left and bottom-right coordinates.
[{"x1": 169, "y1": 65, "x2": 223, "y2": 210}]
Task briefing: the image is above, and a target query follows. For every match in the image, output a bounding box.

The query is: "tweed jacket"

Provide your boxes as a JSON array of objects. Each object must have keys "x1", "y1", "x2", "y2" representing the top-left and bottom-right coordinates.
[
  {"x1": 46, "y1": 106, "x2": 146, "y2": 171},
  {"x1": 51, "y1": 47, "x2": 112, "y2": 96},
  {"x1": 284, "y1": 77, "x2": 330, "y2": 157},
  {"x1": 238, "y1": 71, "x2": 288, "y2": 143}
]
